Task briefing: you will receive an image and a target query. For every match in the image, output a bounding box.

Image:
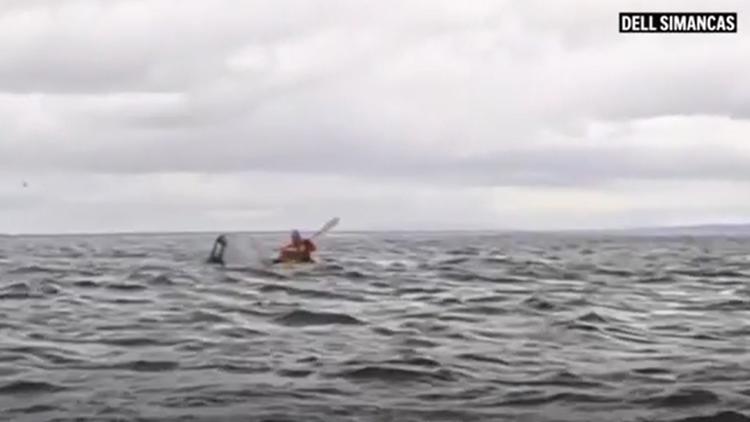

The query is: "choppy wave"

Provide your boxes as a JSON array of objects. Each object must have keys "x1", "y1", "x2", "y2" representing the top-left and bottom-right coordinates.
[{"x1": 1, "y1": 232, "x2": 749, "y2": 421}]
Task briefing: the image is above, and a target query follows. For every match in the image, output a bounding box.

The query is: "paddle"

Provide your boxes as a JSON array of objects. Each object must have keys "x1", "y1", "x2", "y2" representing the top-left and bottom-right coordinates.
[{"x1": 310, "y1": 217, "x2": 340, "y2": 239}]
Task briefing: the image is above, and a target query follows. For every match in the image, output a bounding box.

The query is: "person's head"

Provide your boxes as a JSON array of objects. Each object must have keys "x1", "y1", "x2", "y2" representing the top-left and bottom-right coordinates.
[{"x1": 291, "y1": 230, "x2": 302, "y2": 245}]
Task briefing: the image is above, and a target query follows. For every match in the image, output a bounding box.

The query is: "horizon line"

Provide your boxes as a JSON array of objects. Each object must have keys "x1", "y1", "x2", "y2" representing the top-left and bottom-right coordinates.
[{"x1": 3, "y1": 222, "x2": 750, "y2": 237}]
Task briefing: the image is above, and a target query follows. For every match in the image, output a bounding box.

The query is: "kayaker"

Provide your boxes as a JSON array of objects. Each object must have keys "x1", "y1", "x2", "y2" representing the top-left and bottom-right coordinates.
[{"x1": 276, "y1": 230, "x2": 316, "y2": 263}]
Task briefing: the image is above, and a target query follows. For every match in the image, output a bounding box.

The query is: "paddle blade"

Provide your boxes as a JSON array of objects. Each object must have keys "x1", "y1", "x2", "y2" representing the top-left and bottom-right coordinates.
[{"x1": 311, "y1": 217, "x2": 340, "y2": 239}]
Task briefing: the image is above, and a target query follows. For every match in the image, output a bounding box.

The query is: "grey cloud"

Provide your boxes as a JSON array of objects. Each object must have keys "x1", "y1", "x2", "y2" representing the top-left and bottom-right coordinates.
[
  {"x1": 1, "y1": 0, "x2": 749, "y2": 232},
  {"x1": 4, "y1": 122, "x2": 750, "y2": 188},
  {"x1": 0, "y1": 0, "x2": 508, "y2": 94},
  {"x1": 3, "y1": 0, "x2": 746, "y2": 124},
  {"x1": 0, "y1": 0, "x2": 330, "y2": 93}
]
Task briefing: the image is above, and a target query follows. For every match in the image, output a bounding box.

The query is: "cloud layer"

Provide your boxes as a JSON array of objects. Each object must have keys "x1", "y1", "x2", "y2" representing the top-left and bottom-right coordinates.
[{"x1": 1, "y1": 0, "x2": 748, "y2": 233}]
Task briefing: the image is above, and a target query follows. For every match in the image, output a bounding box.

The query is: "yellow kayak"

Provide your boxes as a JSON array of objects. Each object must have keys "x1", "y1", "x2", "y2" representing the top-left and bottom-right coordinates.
[{"x1": 265, "y1": 259, "x2": 318, "y2": 277}]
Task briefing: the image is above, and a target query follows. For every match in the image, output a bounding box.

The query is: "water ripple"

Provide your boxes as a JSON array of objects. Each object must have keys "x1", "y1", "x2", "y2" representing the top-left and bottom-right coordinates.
[{"x1": 0, "y1": 232, "x2": 749, "y2": 421}]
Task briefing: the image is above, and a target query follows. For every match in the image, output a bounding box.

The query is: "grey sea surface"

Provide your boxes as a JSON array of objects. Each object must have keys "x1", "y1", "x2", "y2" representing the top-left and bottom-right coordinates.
[{"x1": 1, "y1": 232, "x2": 750, "y2": 422}]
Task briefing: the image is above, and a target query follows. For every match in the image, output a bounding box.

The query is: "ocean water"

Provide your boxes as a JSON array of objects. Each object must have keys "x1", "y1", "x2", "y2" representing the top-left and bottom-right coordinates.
[{"x1": 1, "y1": 232, "x2": 749, "y2": 422}]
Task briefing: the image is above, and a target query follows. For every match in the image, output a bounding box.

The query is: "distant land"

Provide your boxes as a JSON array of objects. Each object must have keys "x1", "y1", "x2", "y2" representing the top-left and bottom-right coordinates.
[{"x1": 593, "y1": 224, "x2": 750, "y2": 236}]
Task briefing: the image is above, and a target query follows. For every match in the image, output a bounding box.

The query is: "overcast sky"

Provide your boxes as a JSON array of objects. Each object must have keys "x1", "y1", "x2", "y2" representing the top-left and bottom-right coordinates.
[{"x1": 0, "y1": 0, "x2": 748, "y2": 234}]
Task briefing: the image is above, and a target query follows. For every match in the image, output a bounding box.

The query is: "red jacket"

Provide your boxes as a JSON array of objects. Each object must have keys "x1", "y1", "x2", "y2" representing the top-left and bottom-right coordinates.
[{"x1": 279, "y1": 239, "x2": 316, "y2": 262}]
